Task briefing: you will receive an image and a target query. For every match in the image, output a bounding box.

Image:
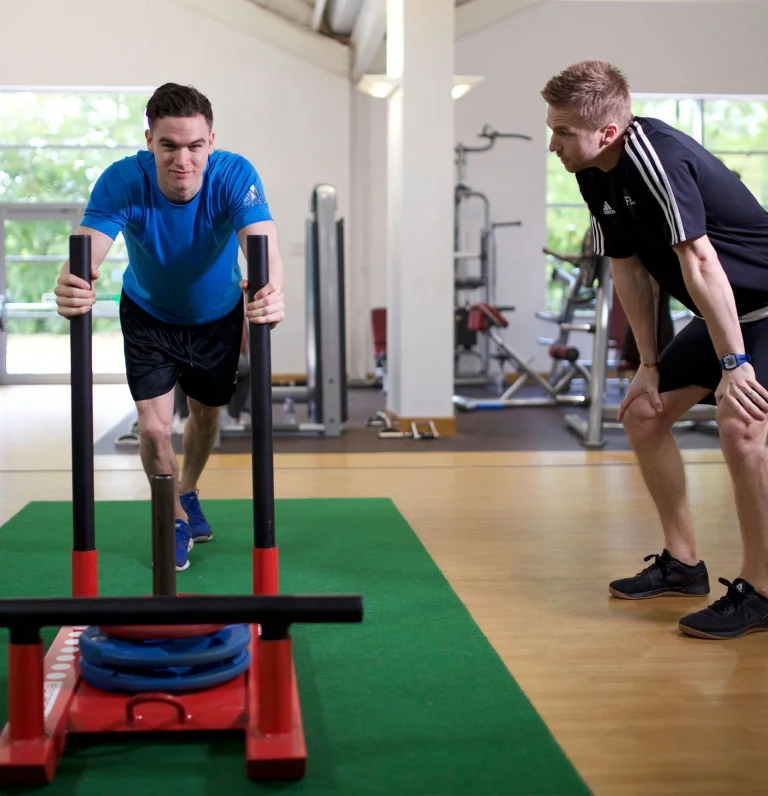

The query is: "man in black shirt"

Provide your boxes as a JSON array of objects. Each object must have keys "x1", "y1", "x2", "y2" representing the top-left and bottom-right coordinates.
[{"x1": 542, "y1": 60, "x2": 768, "y2": 640}]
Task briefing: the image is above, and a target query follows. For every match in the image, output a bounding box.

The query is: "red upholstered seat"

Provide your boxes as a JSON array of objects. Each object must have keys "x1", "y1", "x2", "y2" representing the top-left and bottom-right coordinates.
[
  {"x1": 371, "y1": 308, "x2": 387, "y2": 357},
  {"x1": 467, "y1": 303, "x2": 509, "y2": 333}
]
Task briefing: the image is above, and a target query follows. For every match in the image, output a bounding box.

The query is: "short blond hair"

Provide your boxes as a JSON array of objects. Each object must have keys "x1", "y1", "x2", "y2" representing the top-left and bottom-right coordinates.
[{"x1": 541, "y1": 60, "x2": 632, "y2": 131}]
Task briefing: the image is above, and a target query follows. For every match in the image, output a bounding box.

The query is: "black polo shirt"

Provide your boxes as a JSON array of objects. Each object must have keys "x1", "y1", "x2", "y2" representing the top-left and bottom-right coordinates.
[{"x1": 576, "y1": 116, "x2": 768, "y2": 317}]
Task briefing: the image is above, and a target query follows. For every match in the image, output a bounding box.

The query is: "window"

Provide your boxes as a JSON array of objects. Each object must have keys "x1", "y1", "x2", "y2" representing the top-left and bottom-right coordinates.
[
  {"x1": 545, "y1": 96, "x2": 768, "y2": 310},
  {"x1": 0, "y1": 90, "x2": 149, "y2": 379},
  {"x1": 0, "y1": 91, "x2": 148, "y2": 203}
]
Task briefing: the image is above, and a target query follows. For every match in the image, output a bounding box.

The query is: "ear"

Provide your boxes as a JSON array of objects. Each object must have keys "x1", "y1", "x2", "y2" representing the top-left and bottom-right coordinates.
[
  {"x1": 145, "y1": 128, "x2": 153, "y2": 151},
  {"x1": 600, "y1": 123, "x2": 621, "y2": 147},
  {"x1": 208, "y1": 131, "x2": 215, "y2": 153}
]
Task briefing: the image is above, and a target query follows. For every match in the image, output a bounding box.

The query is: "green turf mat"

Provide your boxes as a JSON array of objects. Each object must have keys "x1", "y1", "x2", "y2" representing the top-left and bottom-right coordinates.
[{"x1": 0, "y1": 498, "x2": 590, "y2": 796}]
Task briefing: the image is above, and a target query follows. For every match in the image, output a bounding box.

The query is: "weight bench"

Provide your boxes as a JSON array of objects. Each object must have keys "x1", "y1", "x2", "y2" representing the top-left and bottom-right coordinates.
[{"x1": 453, "y1": 302, "x2": 590, "y2": 410}]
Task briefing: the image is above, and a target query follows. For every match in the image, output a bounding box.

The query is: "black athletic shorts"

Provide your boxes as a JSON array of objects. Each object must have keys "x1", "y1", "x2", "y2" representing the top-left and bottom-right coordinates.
[
  {"x1": 119, "y1": 290, "x2": 244, "y2": 406},
  {"x1": 658, "y1": 316, "x2": 768, "y2": 405}
]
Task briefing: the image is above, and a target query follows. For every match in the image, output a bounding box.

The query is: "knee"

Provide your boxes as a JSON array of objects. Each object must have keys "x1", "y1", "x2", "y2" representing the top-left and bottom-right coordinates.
[
  {"x1": 138, "y1": 414, "x2": 172, "y2": 449},
  {"x1": 716, "y1": 402, "x2": 764, "y2": 459},
  {"x1": 621, "y1": 395, "x2": 670, "y2": 445}
]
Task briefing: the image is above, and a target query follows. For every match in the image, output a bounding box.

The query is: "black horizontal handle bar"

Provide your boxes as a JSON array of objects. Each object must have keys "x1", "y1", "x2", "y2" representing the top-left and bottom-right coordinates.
[{"x1": 0, "y1": 594, "x2": 363, "y2": 635}]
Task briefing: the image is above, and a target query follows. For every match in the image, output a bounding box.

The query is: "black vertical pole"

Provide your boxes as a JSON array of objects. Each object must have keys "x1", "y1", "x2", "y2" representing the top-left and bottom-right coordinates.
[
  {"x1": 247, "y1": 235, "x2": 275, "y2": 551},
  {"x1": 69, "y1": 235, "x2": 95, "y2": 556},
  {"x1": 151, "y1": 474, "x2": 176, "y2": 595}
]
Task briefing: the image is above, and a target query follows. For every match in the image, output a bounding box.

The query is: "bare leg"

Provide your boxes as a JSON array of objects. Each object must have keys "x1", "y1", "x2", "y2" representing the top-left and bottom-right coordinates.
[
  {"x1": 717, "y1": 403, "x2": 768, "y2": 595},
  {"x1": 136, "y1": 389, "x2": 186, "y2": 520},
  {"x1": 179, "y1": 398, "x2": 220, "y2": 496},
  {"x1": 621, "y1": 385, "x2": 710, "y2": 564}
]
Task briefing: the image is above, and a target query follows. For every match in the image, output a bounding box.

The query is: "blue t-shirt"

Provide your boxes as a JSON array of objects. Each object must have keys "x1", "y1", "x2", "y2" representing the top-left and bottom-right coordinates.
[{"x1": 81, "y1": 149, "x2": 273, "y2": 324}]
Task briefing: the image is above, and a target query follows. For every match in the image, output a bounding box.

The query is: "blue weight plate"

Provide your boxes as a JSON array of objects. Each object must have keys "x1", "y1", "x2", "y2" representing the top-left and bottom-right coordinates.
[
  {"x1": 78, "y1": 624, "x2": 251, "y2": 669},
  {"x1": 78, "y1": 648, "x2": 251, "y2": 694}
]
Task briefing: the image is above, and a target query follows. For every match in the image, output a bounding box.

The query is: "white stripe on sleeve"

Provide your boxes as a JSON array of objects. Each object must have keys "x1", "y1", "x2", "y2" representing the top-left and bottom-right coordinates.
[{"x1": 627, "y1": 121, "x2": 686, "y2": 244}]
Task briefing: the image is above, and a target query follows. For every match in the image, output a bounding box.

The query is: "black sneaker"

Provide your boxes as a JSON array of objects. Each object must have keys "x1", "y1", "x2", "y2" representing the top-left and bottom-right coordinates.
[
  {"x1": 678, "y1": 578, "x2": 768, "y2": 639},
  {"x1": 609, "y1": 549, "x2": 710, "y2": 599}
]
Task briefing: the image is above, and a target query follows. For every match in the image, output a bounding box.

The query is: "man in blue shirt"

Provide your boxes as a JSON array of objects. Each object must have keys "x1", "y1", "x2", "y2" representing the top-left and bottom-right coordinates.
[
  {"x1": 54, "y1": 83, "x2": 285, "y2": 572},
  {"x1": 542, "y1": 60, "x2": 768, "y2": 640}
]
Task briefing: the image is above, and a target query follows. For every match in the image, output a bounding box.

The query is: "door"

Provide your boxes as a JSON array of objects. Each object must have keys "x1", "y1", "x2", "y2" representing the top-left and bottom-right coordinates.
[{"x1": 0, "y1": 204, "x2": 128, "y2": 384}]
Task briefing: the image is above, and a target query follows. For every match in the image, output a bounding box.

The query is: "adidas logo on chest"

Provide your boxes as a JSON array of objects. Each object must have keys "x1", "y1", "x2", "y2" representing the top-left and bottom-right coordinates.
[{"x1": 603, "y1": 201, "x2": 616, "y2": 215}]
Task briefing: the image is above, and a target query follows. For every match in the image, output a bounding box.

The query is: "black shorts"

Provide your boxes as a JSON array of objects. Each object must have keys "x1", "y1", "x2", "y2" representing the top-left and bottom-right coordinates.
[
  {"x1": 119, "y1": 291, "x2": 244, "y2": 406},
  {"x1": 658, "y1": 316, "x2": 768, "y2": 405}
]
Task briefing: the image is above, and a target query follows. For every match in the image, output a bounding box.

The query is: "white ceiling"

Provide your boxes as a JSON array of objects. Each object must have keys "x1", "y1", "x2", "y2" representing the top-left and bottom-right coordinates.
[
  {"x1": 248, "y1": 0, "x2": 317, "y2": 29},
  {"x1": 179, "y1": 0, "x2": 749, "y2": 81},
  {"x1": 247, "y1": 0, "x2": 487, "y2": 37},
  {"x1": 246, "y1": 0, "x2": 738, "y2": 40}
]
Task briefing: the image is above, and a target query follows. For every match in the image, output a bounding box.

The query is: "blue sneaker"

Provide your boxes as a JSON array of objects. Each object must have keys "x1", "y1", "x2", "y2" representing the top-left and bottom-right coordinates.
[
  {"x1": 175, "y1": 519, "x2": 193, "y2": 571},
  {"x1": 180, "y1": 490, "x2": 213, "y2": 542}
]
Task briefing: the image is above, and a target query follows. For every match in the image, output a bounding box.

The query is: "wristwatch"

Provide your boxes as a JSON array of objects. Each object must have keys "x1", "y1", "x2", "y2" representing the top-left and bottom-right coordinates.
[{"x1": 719, "y1": 353, "x2": 751, "y2": 370}]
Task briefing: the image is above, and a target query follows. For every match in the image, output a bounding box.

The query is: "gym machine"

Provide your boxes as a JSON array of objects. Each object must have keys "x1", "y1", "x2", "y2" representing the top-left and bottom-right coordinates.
[
  {"x1": 452, "y1": 241, "x2": 605, "y2": 411},
  {"x1": 453, "y1": 244, "x2": 717, "y2": 448},
  {"x1": 537, "y1": 244, "x2": 601, "y2": 386},
  {"x1": 221, "y1": 183, "x2": 348, "y2": 439},
  {"x1": 451, "y1": 306, "x2": 595, "y2": 411},
  {"x1": 453, "y1": 124, "x2": 531, "y2": 386},
  {"x1": 301, "y1": 182, "x2": 347, "y2": 434}
]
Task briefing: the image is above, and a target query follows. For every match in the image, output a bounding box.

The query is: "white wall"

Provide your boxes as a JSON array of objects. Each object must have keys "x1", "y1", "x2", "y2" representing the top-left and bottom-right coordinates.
[
  {"x1": 0, "y1": 0, "x2": 350, "y2": 375},
  {"x1": 348, "y1": 88, "x2": 388, "y2": 380},
  {"x1": 352, "y1": 0, "x2": 768, "y2": 378}
]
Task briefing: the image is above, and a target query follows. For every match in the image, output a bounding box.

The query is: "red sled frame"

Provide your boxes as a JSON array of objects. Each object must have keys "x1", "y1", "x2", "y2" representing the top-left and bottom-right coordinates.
[
  {"x1": 0, "y1": 550, "x2": 305, "y2": 787},
  {"x1": 0, "y1": 235, "x2": 359, "y2": 787}
]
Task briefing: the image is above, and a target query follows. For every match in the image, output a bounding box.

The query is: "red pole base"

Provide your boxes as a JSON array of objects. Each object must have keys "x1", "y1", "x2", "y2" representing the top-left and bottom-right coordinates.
[
  {"x1": 257, "y1": 638, "x2": 293, "y2": 735},
  {"x1": 253, "y1": 546, "x2": 278, "y2": 595},
  {"x1": 8, "y1": 643, "x2": 45, "y2": 742},
  {"x1": 0, "y1": 627, "x2": 79, "y2": 787},
  {"x1": 246, "y1": 628, "x2": 306, "y2": 780},
  {"x1": 72, "y1": 549, "x2": 98, "y2": 597}
]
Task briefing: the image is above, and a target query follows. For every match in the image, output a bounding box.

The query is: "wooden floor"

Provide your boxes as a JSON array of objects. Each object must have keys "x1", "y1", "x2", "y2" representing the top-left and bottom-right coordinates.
[{"x1": 1, "y1": 384, "x2": 765, "y2": 796}]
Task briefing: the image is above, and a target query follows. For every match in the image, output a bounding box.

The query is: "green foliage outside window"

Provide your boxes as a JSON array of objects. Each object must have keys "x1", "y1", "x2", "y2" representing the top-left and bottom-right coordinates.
[{"x1": 1, "y1": 91, "x2": 148, "y2": 333}]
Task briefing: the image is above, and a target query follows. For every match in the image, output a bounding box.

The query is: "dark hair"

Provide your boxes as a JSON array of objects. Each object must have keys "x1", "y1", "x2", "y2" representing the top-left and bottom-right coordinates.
[
  {"x1": 541, "y1": 60, "x2": 632, "y2": 131},
  {"x1": 146, "y1": 83, "x2": 213, "y2": 129}
]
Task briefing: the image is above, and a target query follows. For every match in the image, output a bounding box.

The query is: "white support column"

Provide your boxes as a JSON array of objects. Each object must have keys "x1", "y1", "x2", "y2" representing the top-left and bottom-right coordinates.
[{"x1": 386, "y1": 0, "x2": 455, "y2": 429}]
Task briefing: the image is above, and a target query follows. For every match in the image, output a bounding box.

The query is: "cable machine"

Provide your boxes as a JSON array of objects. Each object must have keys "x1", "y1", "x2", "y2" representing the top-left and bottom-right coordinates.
[{"x1": 453, "y1": 124, "x2": 532, "y2": 385}]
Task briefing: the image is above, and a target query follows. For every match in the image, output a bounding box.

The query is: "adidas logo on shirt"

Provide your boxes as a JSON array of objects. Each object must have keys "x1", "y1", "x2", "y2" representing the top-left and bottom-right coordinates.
[
  {"x1": 243, "y1": 184, "x2": 266, "y2": 208},
  {"x1": 603, "y1": 202, "x2": 616, "y2": 215}
]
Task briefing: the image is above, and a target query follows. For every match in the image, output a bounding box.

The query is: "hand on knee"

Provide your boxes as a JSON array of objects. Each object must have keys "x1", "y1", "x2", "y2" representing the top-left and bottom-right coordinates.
[
  {"x1": 716, "y1": 401, "x2": 766, "y2": 458},
  {"x1": 621, "y1": 394, "x2": 669, "y2": 445}
]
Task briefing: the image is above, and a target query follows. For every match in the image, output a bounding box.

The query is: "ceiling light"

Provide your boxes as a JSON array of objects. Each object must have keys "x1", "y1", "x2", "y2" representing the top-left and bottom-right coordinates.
[{"x1": 357, "y1": 74, "x2": 484, "y2": 101}]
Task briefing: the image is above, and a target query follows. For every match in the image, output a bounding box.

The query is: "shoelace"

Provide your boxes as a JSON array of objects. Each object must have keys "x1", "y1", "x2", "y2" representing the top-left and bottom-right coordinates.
[
  {"x1": 638, "y1": 553, "x2": 669, "y2": 579},
  {"x1": 707, "y1": 578, "x2": 747, "y2": 615},
  {"x1": 185, "y1": 496, "x2": 205, "y2": 525}
]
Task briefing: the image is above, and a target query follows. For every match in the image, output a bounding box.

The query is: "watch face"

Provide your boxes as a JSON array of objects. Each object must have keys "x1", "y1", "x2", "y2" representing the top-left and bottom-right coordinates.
[{"x1": 724, "y1": 354, "x2": 737, "y2": 368}]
